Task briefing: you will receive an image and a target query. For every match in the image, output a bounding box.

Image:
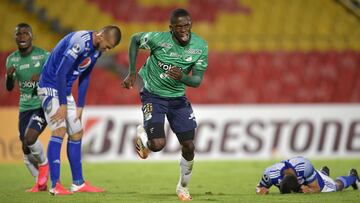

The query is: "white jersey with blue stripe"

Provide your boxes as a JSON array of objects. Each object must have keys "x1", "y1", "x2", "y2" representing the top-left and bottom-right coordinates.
[
  {"x1": 39, "y1": 31, "x2": 101, "y2": 94},
  {"x1": 259, "y1": 156, "x2": 324, "y2": 190}
]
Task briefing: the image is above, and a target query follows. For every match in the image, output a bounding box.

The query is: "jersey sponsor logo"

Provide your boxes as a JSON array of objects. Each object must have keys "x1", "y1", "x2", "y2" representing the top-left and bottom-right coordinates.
[
  {"x1": 19, "y1": 64, "x2": 30, "y2": 70},
  {"x1": 79, "y1": 57, "x2": 91, "y2": 71},
  {"x1": 158, "y1": 42, "x2": 173, "y2": 48},
  {"x1": 31, "y1": 55, "x2": 45, "y2": 60},
  {"x1": 157, "y1": 60, "x2": 177, "y2": 71},
  {"x1": 185, "y1": 48, "x2": 202, "y2": 55},
  {"x1": 20, "y1": 80, "x2": 38, "y2": 88},
  {"x1": 11, "y1": 57, "x2": 20, "y2": 62},
  {"x1": 20, "y1": 93, "x2": 33, "y2": 101}
]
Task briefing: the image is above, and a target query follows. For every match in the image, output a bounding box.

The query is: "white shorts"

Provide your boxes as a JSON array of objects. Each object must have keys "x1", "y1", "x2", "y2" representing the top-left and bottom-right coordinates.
[
  {"x1": 316, "y1": 170, "x2": 337, "y2": 192},
  {"x1": 38, "y1": 87, "x2": 82, "y2": 136}
]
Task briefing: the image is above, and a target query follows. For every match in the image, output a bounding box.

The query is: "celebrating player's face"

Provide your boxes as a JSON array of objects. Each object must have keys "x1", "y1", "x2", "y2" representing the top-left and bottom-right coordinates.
[
  {"x1": 14, "y1": 27, "x2": 32, "y2": 51},
  {"x1": 170, "y1": 16, "x2": 192, "y2": 46}
]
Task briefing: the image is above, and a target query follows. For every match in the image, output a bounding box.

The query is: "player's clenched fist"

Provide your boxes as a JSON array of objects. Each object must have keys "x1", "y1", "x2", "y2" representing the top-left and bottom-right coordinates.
[
  {"x1": 167, "y1": 66, "x2": 183, "y2": 80},
  {"x1": 122, "y1": 72, "x2": 137, "y2": 89}
]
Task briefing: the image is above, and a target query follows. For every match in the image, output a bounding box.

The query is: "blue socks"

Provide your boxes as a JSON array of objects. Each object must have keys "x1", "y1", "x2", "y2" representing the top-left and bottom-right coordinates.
[
  {"x1": 337, "y1": 175, "x2": 357, "y2": 188},
  {"x1": 48, "y1": 136, "x2": 63, "y2": 188},
  {"x1": 67, "y1": 139, "x2": 84, "y2": 186}
]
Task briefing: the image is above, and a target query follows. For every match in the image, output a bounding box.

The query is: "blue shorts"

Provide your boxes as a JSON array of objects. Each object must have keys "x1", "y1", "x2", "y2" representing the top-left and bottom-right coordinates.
[
  {"x1": 140, "y1": 88, "x2": 197, "y2": 134},
  {"x1": 18, "y1": 108, "x2": 47, "y2": 141}
]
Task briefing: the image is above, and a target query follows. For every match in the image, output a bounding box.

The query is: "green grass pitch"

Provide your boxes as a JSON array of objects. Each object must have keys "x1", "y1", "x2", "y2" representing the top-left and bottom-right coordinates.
[{"x1": 0, "y1": 159, "x2": 359, "y2": 203}]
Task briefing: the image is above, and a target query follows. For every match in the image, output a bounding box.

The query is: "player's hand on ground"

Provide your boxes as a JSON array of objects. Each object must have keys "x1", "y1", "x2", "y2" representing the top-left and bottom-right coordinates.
[
  {"x1": 300, "y1": 185, "x2": 314, "y2": 193},
  {"x1": 122, "y1": 72, "x2": 136, "y2": 89},
  {"x1": 256, "y1": 186, "x2": 269, "y2": 195},
  {"x1": 167, "y1": 66, "x2": 183, "y2": 80},
  {"x1": 51, "y1": 104, "x2": 67, "y2": 123},
  {"x1": 30, "y1": 74, "x2": 40, "y2": 82},
  {"x1": 6, "y1": 66, "x2": 16, "y2": 77}
]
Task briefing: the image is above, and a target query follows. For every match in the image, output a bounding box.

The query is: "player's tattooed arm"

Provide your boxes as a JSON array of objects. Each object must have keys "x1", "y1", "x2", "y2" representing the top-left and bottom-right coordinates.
[{"x1": 5, "y1": 66, "x2": 16, "y2": 91}]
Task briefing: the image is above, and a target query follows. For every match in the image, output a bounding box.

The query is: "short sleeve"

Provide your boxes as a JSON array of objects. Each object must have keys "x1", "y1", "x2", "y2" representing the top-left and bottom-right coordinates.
[
  {"x1": 139, "y1": 32, "x2": 160, "y2": 50},
  {"x1": 5, "y1": 55, "x2": 16, "y2": 79},
  {"x1": 260, "y1": 169, "x2": 273, "y2": 188}
]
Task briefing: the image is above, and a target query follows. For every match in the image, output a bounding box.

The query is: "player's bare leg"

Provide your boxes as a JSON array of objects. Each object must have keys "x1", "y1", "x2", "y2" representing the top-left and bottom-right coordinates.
[
  {"x1": 22, "y1": 140, "x2": 40, "y2": 192},
  {"x1": 176, "y1": 140, "x2": 195, "y2": 201},
  {"x1": 26, "y1": 128, "x2": 48, "y2": 192}
]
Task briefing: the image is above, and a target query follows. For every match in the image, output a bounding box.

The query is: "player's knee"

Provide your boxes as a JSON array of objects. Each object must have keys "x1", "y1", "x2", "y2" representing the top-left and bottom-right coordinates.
[
  {"x1": 21, "y1": 140, "x2": 30, "y2": 154},
  {"x1": 148, "y1": 138, "x2": 166, "y2": 152},
  {"x1": 69, "y1": 130, "x2": 83, "y2": 141},
  {"x1": 181, "y1": 140, "x2": 195, "y2": 153},
  {"x1": 52, "y1": 127, "x2": 67, "y2": 138},
  {"x1": 24, "y1": 128, "x2": 40, "y2": 146}
]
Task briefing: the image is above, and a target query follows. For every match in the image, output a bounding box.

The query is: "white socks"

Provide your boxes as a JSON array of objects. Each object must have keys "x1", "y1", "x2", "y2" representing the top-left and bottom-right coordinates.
[
  {"x1": 179, "y1": 156, "x2": 194, "y2": 188},
  {"x1": 24, "y1": 154, "x2": 39, "y2": 177},
  {"x1": 28, "y1": 139, "x2": 47, "y2": 165}
]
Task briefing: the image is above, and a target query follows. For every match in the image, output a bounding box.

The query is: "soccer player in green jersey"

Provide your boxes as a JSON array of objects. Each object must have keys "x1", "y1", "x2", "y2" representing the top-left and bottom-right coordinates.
[
  {"x1": 5, "y1": 23, "x2": 49, "y2": 192},
  {"x1": 122, "y1": 8, "x2": 208, "y2": 201}
]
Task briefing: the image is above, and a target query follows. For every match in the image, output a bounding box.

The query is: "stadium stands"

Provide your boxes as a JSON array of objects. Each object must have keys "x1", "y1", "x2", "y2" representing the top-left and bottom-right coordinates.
[{"x1": 0, "y1": 0, "x2": 359, "y2": 104}]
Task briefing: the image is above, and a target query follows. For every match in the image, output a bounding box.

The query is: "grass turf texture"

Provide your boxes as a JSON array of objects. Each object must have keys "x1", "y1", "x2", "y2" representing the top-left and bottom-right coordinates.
[{"x1": 0, "y1": 159, "x2": 359, "y2": 203}]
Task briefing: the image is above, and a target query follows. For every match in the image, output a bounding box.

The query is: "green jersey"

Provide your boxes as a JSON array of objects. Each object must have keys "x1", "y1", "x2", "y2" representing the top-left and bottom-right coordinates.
[
  {"x1": 6, "y1": 46, "x2": 49, "y2": 112},
  {"x1": 138, "y1": 31, "x2": 208, "y2": 97}
]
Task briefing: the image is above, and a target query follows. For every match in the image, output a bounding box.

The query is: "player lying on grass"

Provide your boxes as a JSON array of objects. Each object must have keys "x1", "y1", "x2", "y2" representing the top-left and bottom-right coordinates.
[{"x1": 256, "y1": 156, "x2": 360, "y2": 194}]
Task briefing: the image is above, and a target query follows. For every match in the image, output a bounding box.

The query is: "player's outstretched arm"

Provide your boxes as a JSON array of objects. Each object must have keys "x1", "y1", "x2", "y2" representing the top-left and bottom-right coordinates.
[
  {"x1": 122, "y1": 33, "x2": 142, "y2": 89},
  {"x1": 5, "y1": 66, "x2": 16, "y2": 91}
]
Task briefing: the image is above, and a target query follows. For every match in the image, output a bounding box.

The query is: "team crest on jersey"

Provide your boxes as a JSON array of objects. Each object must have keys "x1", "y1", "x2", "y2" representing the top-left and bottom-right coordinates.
[
  {"x1": 143, "y1": 103, "x2": 153, "y2": 121},
  {"x1": 185, "y1": 48, "x2": 202, "y2": 54},
  {"x1": 183, "y1": 55, "x2": 193, "y2": 62},
  {"x1": 79, "y1": 57, "x2": 91, "y2": 71}
]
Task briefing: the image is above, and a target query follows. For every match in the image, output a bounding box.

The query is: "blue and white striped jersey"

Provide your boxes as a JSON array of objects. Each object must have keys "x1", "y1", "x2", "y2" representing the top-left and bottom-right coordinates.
[{"x1": 259, "y1": 156, "x2": 324, "y2": 190}]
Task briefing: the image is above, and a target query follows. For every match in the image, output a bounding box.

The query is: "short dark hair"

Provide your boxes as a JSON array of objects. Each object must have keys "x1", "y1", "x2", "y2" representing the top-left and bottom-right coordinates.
[
  {"x1": 170, "y1": 8, "x2": 191, "y2": 24},
  {"x1": 102, "y1": 25, "x2": 121, "y2": 46},
  {"x1": 279, "y1": 175, "x2": 301, "y2": 194},
  {"x1": 16, "y1": 23, "x2": 32, "y2": 33}
]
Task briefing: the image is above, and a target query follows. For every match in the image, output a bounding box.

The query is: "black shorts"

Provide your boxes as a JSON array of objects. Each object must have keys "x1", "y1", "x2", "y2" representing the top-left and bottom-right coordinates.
[
  {"x1": 18, "y1": 108, "x2": 47, "y2": 141},
  {"x1": 140, "y1": 88, "x2": 197, "y2": 140}
]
